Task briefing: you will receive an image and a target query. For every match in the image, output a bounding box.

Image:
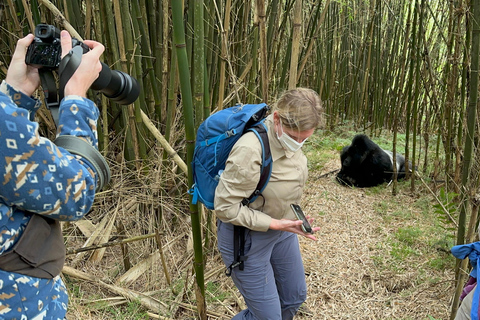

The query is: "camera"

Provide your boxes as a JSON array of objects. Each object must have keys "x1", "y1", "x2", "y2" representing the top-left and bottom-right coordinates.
[{"x1": 25, "y1": 24, "x2": 140, "y2": 105}]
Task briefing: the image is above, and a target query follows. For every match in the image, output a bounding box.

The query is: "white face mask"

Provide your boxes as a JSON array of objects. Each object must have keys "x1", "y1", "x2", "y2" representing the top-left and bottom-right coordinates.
[{"x1": 276, "y1": 122, "x2": 306, "y2": 152}]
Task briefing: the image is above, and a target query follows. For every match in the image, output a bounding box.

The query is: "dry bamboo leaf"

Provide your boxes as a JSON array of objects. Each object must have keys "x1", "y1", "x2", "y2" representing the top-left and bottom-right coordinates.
[
  {"x1": 204, "y1": 265, "x2": 225, "y2": 280},
  {"x1": 74, "y1": 219, "x2": 96, "y2": 238},
  {"x1": 82, "y1": 297, "x2": 127, "y2": 309},
  {"x1": 71, "y1": 211, "x2": 110, "y2": 265},
  {"x1": 84, "y1": 296, "x2": 126, "y2": 305},
  {"x1": 146, "y1": 312, "x2": 174, "y2": 320},
  {"x1": 115, "y1": 251, "x2": 160, "y2": 286},
  {"x1": 123, "y1": 197, "x2": 138, "y2": 214},
  {"x1": 89, "y1": 211, "x2": 117, "y2": 262}
]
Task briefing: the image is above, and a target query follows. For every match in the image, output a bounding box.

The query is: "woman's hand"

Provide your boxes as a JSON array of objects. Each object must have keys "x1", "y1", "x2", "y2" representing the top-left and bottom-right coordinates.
[
  {"x1": 60, "y1": 30, "x2": 104, "y2": 97},
  {"x1": 269, "y1": 216, "x2": 320, "y2": 241},
  {"x1": 5, "y1": 34, "x2": 41, "y2": 96}
]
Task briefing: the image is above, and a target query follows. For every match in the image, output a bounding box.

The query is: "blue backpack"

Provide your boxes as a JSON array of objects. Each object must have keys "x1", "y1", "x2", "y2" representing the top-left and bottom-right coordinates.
[{"x1": 190, "y1": 103, "x2": 272, "y2": 210}]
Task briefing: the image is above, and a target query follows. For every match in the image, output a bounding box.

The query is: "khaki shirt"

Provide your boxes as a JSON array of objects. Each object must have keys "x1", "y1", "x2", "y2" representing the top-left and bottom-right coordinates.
[{"x1": 214, "y1": 114, "x2": 308, "y2": 232}]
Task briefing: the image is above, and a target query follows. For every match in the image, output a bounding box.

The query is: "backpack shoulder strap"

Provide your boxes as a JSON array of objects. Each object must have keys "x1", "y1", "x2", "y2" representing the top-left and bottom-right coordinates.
[
  {"x1": 241, "y1": 121, "x2": 272, "y2": 206},
  {"x1": 227, "y1": 120, "x2": 271, "y2": 277}
]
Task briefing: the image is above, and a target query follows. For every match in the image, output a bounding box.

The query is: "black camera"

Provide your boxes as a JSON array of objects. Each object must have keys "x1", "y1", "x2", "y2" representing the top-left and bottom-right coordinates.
[{"x1": 25, "y1": 24, "x2": 140, "y2": 105}]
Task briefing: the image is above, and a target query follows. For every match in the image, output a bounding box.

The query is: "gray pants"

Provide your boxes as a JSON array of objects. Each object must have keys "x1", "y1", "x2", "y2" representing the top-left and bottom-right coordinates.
[{"x1": 217, "y1": 220, "x2": 307, "y2": 320}]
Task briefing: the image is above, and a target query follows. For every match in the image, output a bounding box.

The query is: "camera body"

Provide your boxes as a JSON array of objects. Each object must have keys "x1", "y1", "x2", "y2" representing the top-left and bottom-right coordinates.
[
  {"x1": 25, "y1": 24, "x2": 140, "y2": 106},
  {"x1": 25, "y1": 24, "x2": 89, "y2": 69}
]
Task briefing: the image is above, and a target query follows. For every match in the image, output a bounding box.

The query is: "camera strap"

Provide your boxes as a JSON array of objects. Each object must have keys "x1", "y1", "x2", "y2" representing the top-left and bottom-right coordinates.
[
  {"x1": 37, "y1": 46, "x2": 84, "y2": 128},
  {"x1": 37, "y1": 46, "x2": 111, "y2": 191},
  {"x1": 39, "y1": 70, "x2": 60, "y2": 125},
  {"x1": 58, "y1": 45, "x2": 84, "y2": 105},
  {"x1": 54, "y1": 135, "x2": 111, "y2": 191}
]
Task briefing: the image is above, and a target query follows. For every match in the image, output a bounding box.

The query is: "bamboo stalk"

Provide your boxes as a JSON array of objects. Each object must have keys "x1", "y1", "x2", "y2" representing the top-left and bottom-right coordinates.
[
  {"x1": 160, "y1": 0, "x2": 169, "y2": 123},
  {"x1": 155, "y1": 231, "x2": 172, "y2": 286},
  {"x1": 171, "y1": 2, "x2": 206, "y2": 318},
  {"x1": 132, "y1": 0, "x2": 162, "y2": 118},
  {"x1": 216, "y1": 0, "x2": 231, "y2": 110},
  {"x1": 297, "y1": 0, "x2": 331, "y2": 83},
  {"x1": 21, "y1": 0, "x2": 35, "y2": 31},
  {"x1": 140, "y1": 109, "x2": 188, "y2": 174},
  {"x1": 288, "y1": 0, "x2": 302, "y2": 89},
  {"x1": 37, "y1": 0, "x2": 82, "y2": 39},
  {"x1": 116, "y1": 219, "x2": 132, "y2": 271},
  {"x1": 6, "y1": 0, "x2": 22, "y2": 37},
  {"x1": 212, "y1": 1, "x2": 241, "y2": 105},
  {"x1": 193, "y1": 0, "x2": 205, "y2": 124},
  {"x1": 456, "y1": 0, "x2": 480, "y2": 250},
  {"x1": 409, "y1": 0, "x2": 425, "y2": 193},
  {"x1": 256, "y1": 0, "x2": 268, "y2": 103}
]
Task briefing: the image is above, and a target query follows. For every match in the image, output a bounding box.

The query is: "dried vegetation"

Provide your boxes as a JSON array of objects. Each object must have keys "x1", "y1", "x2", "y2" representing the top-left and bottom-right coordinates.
[{"x1": 63, "y1": 149, "x2": 456, "y2": 320}]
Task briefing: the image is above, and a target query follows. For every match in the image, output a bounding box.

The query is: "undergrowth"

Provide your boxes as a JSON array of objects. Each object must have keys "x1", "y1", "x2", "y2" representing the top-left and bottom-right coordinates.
[{"x1": 64, "y1": 123, "x2": 458, "y2": 319}]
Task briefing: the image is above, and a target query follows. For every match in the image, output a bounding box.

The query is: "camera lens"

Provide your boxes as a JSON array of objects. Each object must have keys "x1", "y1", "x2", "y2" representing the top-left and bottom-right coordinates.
[{"x1": 91, "y1": 63, "x2": 140, "y2": 105}]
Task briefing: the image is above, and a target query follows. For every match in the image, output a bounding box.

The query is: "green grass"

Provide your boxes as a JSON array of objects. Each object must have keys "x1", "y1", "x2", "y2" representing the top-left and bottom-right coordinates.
[
  {"x1": 375, "y1": 193, "x2": 456, "y2": 273},
  {"x1": 103, "y1": 300, "x2": 150, "y2": 320},
  {"x1": 394, "y1": 226, "x2": 423, "y2": 246},
  {"x1": 205, "y1": 281, "x2": 229, "y2": 303},
  {"x1": 64, "y1": 279, "x2": 151, "y2": 320}
]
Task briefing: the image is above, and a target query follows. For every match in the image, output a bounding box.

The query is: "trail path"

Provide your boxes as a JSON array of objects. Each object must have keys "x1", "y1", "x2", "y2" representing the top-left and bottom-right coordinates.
[{"x1": 294, "y1": 157, "x2": 454, "y2": 320}]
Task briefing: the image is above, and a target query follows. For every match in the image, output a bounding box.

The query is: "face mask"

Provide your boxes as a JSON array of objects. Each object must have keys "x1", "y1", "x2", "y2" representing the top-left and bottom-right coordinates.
[{"x1": 276, "y1": 122, "x2": 306, "y2": 152}]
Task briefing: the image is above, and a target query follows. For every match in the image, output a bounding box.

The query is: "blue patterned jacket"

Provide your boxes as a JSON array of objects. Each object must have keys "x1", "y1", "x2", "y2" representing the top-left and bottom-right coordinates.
[{"x1": 0, "y1": 80, "x2": 99, "y2": 319}]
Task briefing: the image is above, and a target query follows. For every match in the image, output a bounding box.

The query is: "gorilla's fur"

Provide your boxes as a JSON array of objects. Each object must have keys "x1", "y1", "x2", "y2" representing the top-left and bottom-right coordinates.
[{"x1": 336, "y1": 134, "x2": 408, "y2": 188}]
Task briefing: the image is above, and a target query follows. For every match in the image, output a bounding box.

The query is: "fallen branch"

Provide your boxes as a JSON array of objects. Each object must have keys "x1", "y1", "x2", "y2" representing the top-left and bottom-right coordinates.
[
  {"x1": 146, "y1": 312, "x2": 174, "y2": 320},
  {"x1": 140, "y1": 110, "x2": 188, "y2": 174},
  {"x1": 316, "y1": 168, "x2": 340, "y2": 179},
  {"x1": 62, "y1": 266, "x2": 168, "y2": 314},
  {"x1": 66, "y1": 233, "x2": 158, "y2": 255}
]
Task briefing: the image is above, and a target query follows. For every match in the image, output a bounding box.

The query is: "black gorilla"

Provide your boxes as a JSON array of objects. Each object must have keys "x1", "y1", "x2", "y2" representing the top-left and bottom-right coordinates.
[{"x1": 336, "y1": 134, "x2": 408, "y2": 188}]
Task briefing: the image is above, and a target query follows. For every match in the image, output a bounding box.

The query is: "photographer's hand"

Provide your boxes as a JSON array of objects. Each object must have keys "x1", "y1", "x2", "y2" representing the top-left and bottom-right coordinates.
[
  {"x1": 5, "y1": 34, "x2": 40, "y2": 96},
  {"x1": 60, "y1": 30, "x2": 104, "y2": 97}
]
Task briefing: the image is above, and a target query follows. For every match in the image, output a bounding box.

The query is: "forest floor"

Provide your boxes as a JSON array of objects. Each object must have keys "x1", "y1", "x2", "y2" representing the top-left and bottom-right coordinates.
[
  {"x1": 292, "y1": 155, "x2": 455, "y2": 320},
  {"x1": 64, "y1": 140, "x2": 458, "y2": 320}
]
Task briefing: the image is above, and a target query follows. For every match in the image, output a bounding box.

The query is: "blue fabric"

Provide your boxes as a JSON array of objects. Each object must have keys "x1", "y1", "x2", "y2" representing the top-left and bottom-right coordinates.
[
  {"x1": 452, "y1": 242, "x2": 480, "y2": 320},
  {"x1": 190, "y1": 103, "x2": 270, "y2": 209},
  {"x1": 0, "y1": 81, "x2": 99, "y2": 319}
]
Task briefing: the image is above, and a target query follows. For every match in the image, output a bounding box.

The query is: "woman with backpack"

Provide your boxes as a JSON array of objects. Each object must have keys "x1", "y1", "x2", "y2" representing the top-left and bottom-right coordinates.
[{"x1": 214, "y1": 87, "x2": 323, "y2": 319}]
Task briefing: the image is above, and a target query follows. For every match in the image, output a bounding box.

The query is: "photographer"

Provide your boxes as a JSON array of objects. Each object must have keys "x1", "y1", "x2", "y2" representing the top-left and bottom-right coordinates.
[{"x1": 0, "y1": 31, "x2": 104, "y2": 318}]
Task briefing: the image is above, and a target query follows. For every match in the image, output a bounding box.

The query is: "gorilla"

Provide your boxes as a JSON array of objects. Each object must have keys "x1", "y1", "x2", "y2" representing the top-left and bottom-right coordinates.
[{"x1": 336, "y1": 134, "x2": 408, "y2": 188}]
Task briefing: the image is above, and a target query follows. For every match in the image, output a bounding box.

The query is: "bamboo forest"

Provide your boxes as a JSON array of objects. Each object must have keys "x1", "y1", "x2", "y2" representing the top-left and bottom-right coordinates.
[{"x1": 0, "y1": 0, "x2": 479, "y2": 319}]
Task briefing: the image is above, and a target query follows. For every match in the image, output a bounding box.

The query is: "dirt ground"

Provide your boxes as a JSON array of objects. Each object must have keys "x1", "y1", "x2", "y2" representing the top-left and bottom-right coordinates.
[{"x1": 292, "y1": 158, "x2": 455, "y2": 320}]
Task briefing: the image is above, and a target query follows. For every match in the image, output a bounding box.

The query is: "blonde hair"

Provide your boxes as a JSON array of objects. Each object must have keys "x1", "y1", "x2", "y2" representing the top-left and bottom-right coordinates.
[{"x1": 273, "y1": 87, "x2": 323, "y2": 131}]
